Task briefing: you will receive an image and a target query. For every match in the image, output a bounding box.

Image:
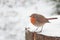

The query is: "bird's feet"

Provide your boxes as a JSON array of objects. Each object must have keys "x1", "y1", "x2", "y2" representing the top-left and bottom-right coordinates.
[
  {"x1": 37, "y1": 30, "x2": 42, "y2": 33},
  {"x1": 39, "y1": 30, "x2": 42, "y2": 33}
]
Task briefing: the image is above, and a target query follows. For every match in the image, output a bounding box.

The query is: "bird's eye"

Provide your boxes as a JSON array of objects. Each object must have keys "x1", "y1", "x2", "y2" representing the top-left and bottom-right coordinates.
[{"x1": 34, "y1": 16, "x2": 37, "y2": 18}]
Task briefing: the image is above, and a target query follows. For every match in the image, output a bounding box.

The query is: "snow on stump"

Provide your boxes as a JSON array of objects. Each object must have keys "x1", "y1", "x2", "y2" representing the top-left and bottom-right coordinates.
[
  {"x1": 25, "y1": 29, "x2": 60, "y2": 40},
  {"x1": 25, "y1": 16, "x2": 60, "y2": 40}
]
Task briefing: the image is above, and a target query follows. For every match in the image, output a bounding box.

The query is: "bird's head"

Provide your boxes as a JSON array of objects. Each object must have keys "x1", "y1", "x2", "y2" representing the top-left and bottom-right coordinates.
[{"x1": 30, "y1": 13, "x2": 39, "y2": 18}]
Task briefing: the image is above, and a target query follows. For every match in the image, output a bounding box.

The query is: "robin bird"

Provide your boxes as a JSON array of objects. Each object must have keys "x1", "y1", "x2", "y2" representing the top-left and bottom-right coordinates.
[{"x1": 30, "y1": 13, "x2": 58, "y2": 32}]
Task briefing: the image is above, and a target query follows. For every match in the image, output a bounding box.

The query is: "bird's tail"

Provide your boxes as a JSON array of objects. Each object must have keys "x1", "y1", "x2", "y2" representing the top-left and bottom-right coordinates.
[{"x1": 47, "y1": 18, "x2": 58, "y2": 20}]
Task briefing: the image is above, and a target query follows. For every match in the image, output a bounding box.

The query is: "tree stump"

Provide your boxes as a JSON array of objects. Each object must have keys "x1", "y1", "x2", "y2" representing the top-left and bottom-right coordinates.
[{"x1": 25, "y1": 30, "x2": 60, "y2": 40}]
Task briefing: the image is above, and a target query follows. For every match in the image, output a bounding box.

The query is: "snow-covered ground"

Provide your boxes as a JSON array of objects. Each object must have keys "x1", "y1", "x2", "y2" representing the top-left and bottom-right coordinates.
[{"x1": 0, "y1": 0, "x2": 59, "y2": 40}]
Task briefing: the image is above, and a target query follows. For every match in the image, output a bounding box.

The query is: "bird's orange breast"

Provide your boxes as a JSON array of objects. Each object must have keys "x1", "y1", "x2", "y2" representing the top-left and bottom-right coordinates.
[{"x1": 30, "y1": 17, "x2": 36, "y2": 24}]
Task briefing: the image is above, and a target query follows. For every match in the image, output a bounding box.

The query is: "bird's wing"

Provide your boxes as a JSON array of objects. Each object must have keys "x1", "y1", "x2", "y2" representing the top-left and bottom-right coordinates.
[{"x1": 36, "y1": 16, "x2": 49, "y2": 23}]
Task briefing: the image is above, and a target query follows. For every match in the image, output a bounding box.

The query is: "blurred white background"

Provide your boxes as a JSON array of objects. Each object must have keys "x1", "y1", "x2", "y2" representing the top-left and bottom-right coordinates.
[{"x1": 0, "y1": 0, "x2": 60, "y2": 40}]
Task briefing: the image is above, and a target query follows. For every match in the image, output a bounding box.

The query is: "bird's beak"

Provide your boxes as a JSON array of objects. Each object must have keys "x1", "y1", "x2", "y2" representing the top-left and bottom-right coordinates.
[{"x1": 30, "y1": 16, "x2": 31, "y2": 17}]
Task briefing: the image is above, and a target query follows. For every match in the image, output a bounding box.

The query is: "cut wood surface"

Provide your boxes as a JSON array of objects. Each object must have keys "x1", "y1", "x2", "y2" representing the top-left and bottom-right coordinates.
[{"x1": 25, "y1": 30, "x2": 60, "y2": 40}]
